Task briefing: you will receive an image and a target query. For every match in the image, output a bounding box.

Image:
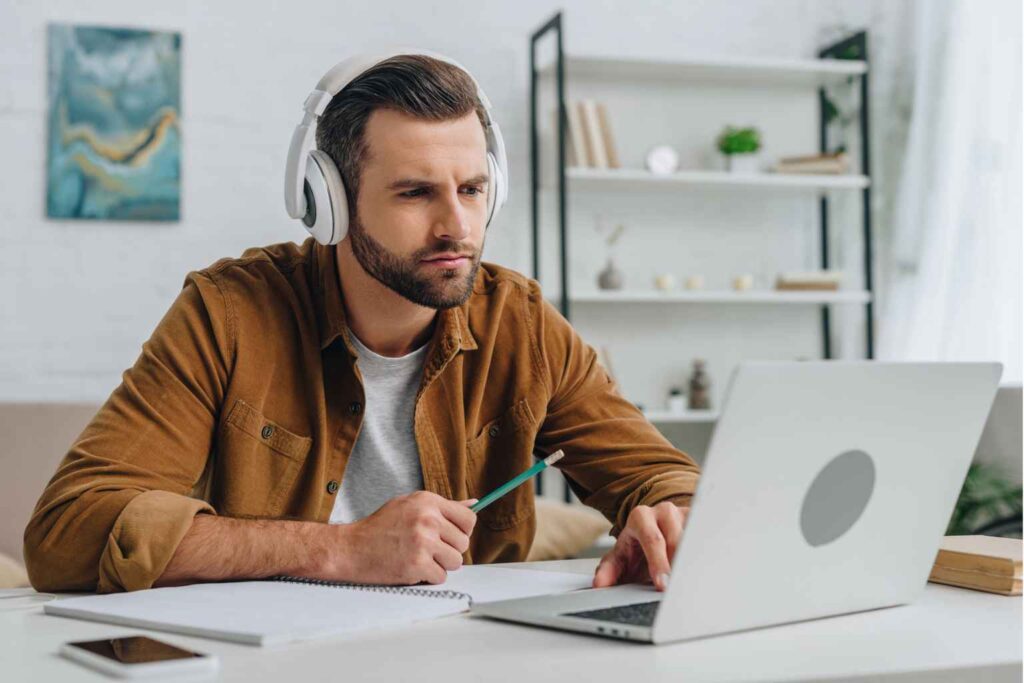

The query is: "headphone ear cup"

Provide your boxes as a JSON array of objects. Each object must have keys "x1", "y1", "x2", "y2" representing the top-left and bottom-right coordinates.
[
  {"x1": 304, "y1": 150, "x2": 350, "y2": 245},
  {"x1": 485, "y1": 152, "x2": 501, "y2": 229}
]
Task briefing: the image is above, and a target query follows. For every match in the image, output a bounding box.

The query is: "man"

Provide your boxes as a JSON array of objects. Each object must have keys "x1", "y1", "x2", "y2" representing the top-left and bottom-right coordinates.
[{"x1": 24, "y1": 54, "x2": 700, "y2": 594}]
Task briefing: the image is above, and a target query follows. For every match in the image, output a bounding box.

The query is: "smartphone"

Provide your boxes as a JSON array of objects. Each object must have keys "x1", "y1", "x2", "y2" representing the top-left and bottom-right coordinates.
[{"x1": 60, "y1": 636, "x2": 219, "y2": 679}]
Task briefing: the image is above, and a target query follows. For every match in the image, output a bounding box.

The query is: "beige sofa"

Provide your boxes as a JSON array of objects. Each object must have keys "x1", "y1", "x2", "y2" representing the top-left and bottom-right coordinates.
[
  {"x1": 1, "y1": 403, "x2": 101, "y2": 567},
  {"x1": 1, "y1": 403, "x2": 101, "y2": 587}
]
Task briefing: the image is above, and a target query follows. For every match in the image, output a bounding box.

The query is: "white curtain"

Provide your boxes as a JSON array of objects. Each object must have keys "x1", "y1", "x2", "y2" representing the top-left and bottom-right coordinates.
[{"x1": 878, "y1": 0, "x2": 1023, "y2": 382}]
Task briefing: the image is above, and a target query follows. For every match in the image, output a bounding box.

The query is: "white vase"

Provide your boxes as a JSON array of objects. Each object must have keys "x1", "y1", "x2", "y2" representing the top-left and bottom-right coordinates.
[{"x1": 726, "y1": 153, "x2": 761, "y2": 174}]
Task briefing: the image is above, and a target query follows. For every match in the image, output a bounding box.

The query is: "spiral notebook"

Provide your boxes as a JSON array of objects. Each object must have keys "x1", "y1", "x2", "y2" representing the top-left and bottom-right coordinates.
[{"x1": 43, "y1": 565, "x2": 592, "y2": 646}]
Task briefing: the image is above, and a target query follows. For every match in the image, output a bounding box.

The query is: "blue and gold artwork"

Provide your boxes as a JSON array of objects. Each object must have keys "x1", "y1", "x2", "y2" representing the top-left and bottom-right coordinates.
[{"x1": 46, "y1": 24, "x2": 181, "y2": 221}]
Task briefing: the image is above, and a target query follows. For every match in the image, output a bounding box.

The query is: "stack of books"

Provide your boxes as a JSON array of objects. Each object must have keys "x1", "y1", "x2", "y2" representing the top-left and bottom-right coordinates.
[
  {"x1": 556, "y1": 99, "x2": 620, "y2": 170},
  {"x1": 771, "y1": 152, "x2": 850, "y2": 175},
  {"x1": 928, "y1": 535, "x2": 1022, "y2": 596},
  {"x1": 775, "y1": 270, "x2": 843, "y2": 291}
]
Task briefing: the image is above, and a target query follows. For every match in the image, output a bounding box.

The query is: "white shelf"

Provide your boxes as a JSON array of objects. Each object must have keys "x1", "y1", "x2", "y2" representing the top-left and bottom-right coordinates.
[
  {"x1": 642, "y1": 409, "x2": 719, "y2": 424},
  {"x1": 538, "y1": 53, "x2": 866, "y2": 88},
  {"x1": 562, "y1": 167, "x2": 869, "y2": 192},
  {"x1": 572, "y1": 290, "x2": 872, "y2": 305}
]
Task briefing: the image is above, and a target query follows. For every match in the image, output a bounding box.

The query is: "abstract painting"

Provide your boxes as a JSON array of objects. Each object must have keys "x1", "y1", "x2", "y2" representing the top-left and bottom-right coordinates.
[{"x1": 46, "y1": 24, "x2": 182, "y2": 221}]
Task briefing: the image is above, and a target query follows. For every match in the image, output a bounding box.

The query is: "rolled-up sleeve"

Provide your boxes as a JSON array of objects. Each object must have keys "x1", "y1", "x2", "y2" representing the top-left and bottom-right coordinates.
[
  {"x1": 23, "y1": 271, "x2": 232, "y2": 592},
  {"x1": 533, "y1": 292, "x2": 700, "y2": 535}
]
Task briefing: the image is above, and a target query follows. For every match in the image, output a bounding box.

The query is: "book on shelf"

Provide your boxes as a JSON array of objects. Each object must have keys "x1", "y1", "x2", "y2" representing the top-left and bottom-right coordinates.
[
  {"x1": 557, "y1": 100, "x2": 619, "y2": 170},
  {"x1": 595, "y1": 102, "x2": 620, "y2": 169},
  {"x1": 775, "y1": 270, "x2": 843, "y2": 291},
  {"x1": 772, "y1": 152, "x2": 850, "y2": 175},
  {"x1": 565, "y1": 102, "x2": 588, "y2": 168},
  {"x1": 578, "y1": 99, "x2": 608, "y2": 168},
  {"x1": 927, "y1": 535, "x2": 1022, "y2": 596}
]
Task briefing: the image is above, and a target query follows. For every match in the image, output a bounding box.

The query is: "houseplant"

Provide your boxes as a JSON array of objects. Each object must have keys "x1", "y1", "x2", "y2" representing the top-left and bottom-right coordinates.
[
  {"x1": 946, "y1": 463, "x2": 1023, "y2": 537},
  {"x1": 716, "y1": 125, "x2": 762, "y2": 173}
]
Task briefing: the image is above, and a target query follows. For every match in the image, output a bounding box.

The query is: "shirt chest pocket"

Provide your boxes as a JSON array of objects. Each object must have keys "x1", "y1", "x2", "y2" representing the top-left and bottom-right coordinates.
[
  {"x1": 215, "y1": 399, "x2": 313, "y2": 516},
  {"x1": 466, "y1": 398, "x2": 538, "y2": 531}
]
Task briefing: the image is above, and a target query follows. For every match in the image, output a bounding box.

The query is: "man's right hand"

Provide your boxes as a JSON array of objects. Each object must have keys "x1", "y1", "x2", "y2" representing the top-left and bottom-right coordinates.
[
  {"x1": 155, "y1": 492, "x2": 478, "y2": 590},
  {"x1": 330, "y1": 491, "x2": 478, "y2": 586}
]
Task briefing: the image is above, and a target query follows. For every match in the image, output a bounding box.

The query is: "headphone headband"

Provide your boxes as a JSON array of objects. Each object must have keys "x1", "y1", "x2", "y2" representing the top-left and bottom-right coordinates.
[{"x1": 284, "y1": 49, "x2": 508, "y2": 243}]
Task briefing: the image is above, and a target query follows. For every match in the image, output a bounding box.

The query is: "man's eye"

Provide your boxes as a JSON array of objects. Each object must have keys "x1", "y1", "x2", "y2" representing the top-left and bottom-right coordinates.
[{"x1": 400, "y1": 187, "x2": 484, "y2": 198}]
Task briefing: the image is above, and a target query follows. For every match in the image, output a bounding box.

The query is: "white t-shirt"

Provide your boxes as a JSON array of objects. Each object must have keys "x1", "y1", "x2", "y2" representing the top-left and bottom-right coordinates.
[{"x1": 328, "y1": 332, "x2": 428, "y2": 524}]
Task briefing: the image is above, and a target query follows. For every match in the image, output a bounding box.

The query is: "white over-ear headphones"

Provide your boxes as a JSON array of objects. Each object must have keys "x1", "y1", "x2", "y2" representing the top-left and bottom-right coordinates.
[{"x1": 284, "y1": 49, "x2": 509, "y2": 246}]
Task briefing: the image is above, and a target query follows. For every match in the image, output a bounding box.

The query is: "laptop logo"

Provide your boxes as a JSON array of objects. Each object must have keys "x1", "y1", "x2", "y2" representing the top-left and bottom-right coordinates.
[{"x1": 800, "y1": 449, "x2": 876, "y2": 547}]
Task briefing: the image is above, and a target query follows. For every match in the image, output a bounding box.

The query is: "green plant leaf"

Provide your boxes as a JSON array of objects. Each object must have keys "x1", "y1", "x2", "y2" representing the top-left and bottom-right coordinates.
[
  {"x1": 716, "y1": 125, "x2": 761, "y2": 155},
  {"x1": 946, "y1": 463, "x2": 1023, "y2": 535}
]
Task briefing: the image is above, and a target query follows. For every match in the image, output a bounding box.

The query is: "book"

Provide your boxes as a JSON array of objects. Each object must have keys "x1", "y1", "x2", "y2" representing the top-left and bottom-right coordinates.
[
  {"x1": 595, "y1": 102, "x2": 620, "y2": 169},
  {"x1": 777, "y1": 152, "x2": 849, "y2": 164},
  {"x1": 565, "y1": 102, "x2": 589, "y2": 168},
  {"x1": 578, "y1": 99, "x2": 608, "y2": 168},
  {"x1": 929, "y1": 565, "x2": 1022, "y2": 596},
  {"x1": 927, "y1": 535, "x2": 1022, "y2": 596},
  {"x1": 775, "y1": 270, "x2": 843, "y2": 291},
  {"x1": 933, "y1": 535, "x2": 1022, "y2": 578},
  {"x1": 772, "y1": 152, "x2": 850, "y2": 175},
  {"x1": 43, "y1": 565, "x2": 592, "y2": 646}
]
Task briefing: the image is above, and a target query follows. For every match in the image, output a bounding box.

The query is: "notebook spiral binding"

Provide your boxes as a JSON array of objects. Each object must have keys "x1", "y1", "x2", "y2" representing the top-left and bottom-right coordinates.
[{"x1": 270, "y1": 575, "x2": 474, "y2": 605}]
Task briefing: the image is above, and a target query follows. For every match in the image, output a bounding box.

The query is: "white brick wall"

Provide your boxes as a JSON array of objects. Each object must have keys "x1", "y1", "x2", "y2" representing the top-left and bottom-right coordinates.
[{"x1": 1, "y1": 0, "x2": 878, "y2": 401}]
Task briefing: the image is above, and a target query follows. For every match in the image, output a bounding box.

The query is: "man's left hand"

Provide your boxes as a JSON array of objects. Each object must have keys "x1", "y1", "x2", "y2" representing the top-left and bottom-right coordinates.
[{"x1": 592, "y1": 502, "x2": 689, "y2": 591}]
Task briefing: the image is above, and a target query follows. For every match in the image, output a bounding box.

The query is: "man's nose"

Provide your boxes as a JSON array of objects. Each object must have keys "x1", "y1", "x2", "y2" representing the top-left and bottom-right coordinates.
[{"x1": 432, "y1": 190, "x2": 472, "y2": 243}]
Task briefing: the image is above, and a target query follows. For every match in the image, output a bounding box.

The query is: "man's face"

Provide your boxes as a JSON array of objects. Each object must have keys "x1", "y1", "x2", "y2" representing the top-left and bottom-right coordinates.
[{"x1": 348, "y1": 108, "x2": 490, "y2": 309}]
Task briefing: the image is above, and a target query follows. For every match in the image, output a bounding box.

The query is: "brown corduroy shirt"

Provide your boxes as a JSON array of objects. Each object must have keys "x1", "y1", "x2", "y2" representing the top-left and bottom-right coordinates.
[{"x1": 24, "y1": 238, "x2": 700, "y2": 593}]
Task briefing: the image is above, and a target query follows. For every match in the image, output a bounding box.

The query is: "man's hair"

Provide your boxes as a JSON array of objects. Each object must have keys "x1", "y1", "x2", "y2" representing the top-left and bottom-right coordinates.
[{"x1": 315, "y1": 55, "x2": 488, "y2": 220}]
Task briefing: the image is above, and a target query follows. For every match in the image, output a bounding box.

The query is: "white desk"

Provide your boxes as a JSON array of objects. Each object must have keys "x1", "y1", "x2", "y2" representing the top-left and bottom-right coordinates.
[{"x1": 3, "y1": 559, "x2": 1020, "y2": 683}]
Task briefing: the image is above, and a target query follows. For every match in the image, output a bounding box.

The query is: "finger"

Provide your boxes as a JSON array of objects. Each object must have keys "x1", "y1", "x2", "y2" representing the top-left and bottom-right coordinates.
[
  {"x1": 655, "y1": 503, "x2": 684, "y2": 565},
  {"x1": 592, "y1": 546, "x2": 626, "y2": 588},
  {"x1": 458, "y1": 498, "x2": 478, "y2": 506},
  {"x1": 433, "y1": 542, "x2": 464, "y2": 572},
  {"x1": 421, "y1": 559, "x2": 448, "y2": 585},
  {"x1": 438, "y1": 516, "x2": 472, "y2": 554},
  {"x1": 439, "y1": 498, "x2": 477, "y2": 535},
  {"x1": 632, "y1": 509, "x2": 671, "y2": 591}
]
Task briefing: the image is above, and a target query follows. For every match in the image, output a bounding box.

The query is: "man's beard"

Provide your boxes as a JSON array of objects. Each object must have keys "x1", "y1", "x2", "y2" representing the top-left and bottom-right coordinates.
[{"x1": 347, "y1": 215, "x2": 482, "y2": 310}]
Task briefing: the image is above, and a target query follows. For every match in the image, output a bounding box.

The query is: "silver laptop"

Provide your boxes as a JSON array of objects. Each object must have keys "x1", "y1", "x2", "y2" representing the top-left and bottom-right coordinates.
[{"x1": 472, "y1": 362, "x2": 1002, "y2": 644}]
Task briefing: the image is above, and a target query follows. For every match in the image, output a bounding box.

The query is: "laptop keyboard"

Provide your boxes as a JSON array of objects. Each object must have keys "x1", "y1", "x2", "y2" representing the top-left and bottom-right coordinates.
[{"x1": 563, "y1": 601, "x2": 660, "y2": 627}]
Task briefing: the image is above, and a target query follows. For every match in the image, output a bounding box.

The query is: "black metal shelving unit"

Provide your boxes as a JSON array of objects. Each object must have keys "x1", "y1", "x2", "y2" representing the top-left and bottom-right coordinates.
[
  {"x1": 529, "y1": 12, "x2": 874, "y2": 501},
  {"x1": 819, "y1": 31, "x2": 875, "y2": 359}
]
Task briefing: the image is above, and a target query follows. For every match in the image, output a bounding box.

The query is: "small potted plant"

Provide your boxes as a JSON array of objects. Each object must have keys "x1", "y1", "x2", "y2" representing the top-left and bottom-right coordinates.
[{"x1": 716, "y1": 125, "x2": 762, "y2": 174}]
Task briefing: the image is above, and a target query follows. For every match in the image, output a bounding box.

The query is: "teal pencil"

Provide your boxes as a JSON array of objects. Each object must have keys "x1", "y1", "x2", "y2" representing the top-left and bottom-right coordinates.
[{"x1": 470, "y1": 450, "x2": 565, "y2": 513}]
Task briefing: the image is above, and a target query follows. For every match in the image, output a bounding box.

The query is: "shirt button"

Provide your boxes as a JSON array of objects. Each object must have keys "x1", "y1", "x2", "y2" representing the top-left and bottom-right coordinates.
[
  {"x1": 349, "y1": 401, "x2": 362, "y2": 415},
  {"x1": 326, "y1": 480, "x2": 340, "y2": 494},
  {"x1": 488, "y1": 424, "x2": 501, "y2": 438},
  {"x1": 261, "y1": 425, "x2": 275, "y2": 439}
]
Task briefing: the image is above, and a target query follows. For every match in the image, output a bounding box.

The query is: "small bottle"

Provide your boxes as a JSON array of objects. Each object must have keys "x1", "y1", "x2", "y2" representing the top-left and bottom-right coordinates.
[
  {"x1": 688, "y1": 360, "x2": 711, "y2": 410},
  {"x1": 667, "y1": 387, "x2": 686, "y2": 414}
]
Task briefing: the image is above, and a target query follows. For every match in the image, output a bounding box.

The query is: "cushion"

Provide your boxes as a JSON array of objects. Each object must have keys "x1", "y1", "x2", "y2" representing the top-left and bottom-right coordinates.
[
  {"x1": 527, "y1": 498, "x2": 613, "y2": 562},
  {"x1": 0, "y1": 552, "x2": 29, "y2": 589}
]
